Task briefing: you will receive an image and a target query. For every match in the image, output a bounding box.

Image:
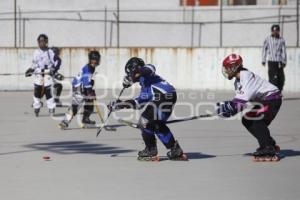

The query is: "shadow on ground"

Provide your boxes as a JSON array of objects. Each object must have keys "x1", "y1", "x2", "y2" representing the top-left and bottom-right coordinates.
[
  {"x1": 185, "y1": 152, "x2": 216, "y2": 160},
  {"x1": 24, "y1": 141, "x2": 135, "y2": 155}
]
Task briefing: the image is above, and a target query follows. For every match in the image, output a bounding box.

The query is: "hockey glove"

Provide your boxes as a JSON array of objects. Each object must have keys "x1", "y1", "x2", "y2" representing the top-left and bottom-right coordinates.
[
  {"x1": 54, "y1": 73, "x2": 65, "y2": 81},
  {"x1": 25, "y1": 68, "x2": 34, "y2": 77},
  {"x1": 49, "y1": 67, "x2": 56, "y2": 76},
  {"x1": 216, "y1": 101, "x2": 238, "y2": 118},
  {"x1": 122, "y1": 75, "x2": 133, "y2": 88},
  {"x1": 107, "y1": 99, "x2": 135, "y2": 112}
]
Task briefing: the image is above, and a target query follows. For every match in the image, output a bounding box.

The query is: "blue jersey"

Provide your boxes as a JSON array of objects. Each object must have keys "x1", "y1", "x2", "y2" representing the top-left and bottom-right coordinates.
[
  {"x1": 135, "y1": 65, "x2": 175, "y2": 105},
  {"x1": 72, "y1": 64, "x2": 95, "y2": 90}
]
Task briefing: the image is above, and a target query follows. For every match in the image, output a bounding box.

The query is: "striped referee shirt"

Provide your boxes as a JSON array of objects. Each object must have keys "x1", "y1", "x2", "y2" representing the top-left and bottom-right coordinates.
[{"x1": 262, "y1": 35, "x2": 287, "y2": 64}]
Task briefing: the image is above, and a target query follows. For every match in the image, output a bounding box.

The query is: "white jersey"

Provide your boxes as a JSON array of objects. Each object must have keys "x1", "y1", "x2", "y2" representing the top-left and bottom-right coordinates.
[
  {"x1": 234, "y1": 70, "x2": 280, "y2": 102},
  {"x1": 31, "y1": 48, "x2": 55, "y2": 87}
]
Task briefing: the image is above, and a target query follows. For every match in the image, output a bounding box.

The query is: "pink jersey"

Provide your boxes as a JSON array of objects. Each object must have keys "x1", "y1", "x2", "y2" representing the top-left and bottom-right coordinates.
[{"x1": 234, "y1": 70, "x2": 281, "y2": 102}]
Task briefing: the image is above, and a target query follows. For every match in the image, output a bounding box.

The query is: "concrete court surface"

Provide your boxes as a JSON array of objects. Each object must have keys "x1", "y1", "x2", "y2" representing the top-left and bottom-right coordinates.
[{"x1": 0, "y1": 90, "x2": 300, "y2": 200}]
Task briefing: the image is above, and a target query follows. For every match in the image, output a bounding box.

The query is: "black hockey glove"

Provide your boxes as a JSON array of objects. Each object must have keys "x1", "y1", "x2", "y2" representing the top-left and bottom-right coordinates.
[
  {"x1": 122, "y1": 75, "x2": 133, "y2": 88},
  {"x1": 107, "y1": 99, "x2": 136, "y2": 112},
  {"x1": 25, "y1": 68, "x2": 34, "y2": 77},
  {"x1": 54, "y1": 73, "x2": 65, "y2": 81}
]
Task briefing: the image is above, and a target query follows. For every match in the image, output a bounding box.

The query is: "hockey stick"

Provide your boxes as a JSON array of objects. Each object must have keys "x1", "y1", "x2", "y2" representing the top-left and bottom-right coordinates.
[
  {"x1": 94, "y1": 100, "x2": 116, "y2": 131},
  {"x1": 96, "y1": 87, "x2": 125, "y2": 137},
  {"x1": 0, "y1": 73, "x2": 24, "y2": 76},
  {"x1": 118, "y1": 113, "x2": 216, "y2": 129},
  {"x1": 0, "y1": 72, "x2": 50, "y2": 76}
]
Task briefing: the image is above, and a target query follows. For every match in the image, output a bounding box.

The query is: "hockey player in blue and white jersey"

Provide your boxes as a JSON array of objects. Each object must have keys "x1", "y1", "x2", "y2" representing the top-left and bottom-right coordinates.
[
  {"x1": 107, "y1": 57, "x2": 187, "y2": 161},
  {"x1": 59, "y1": 51, "x2": 100, "y2": 129},
  {"x1": 216, "y1": 54, "x2": 282, "y2": 162}
]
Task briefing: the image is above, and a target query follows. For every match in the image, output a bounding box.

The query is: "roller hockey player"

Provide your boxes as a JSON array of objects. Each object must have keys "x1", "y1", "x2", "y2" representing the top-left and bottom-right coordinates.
[
  {"x1": 51, "y1": 47, "x2": 64, "y2": 107},
  {"x1": 107, "y1": 57, "x2": 187, "y2": 161},
  {"x1": 216, "y1": 54, "x2": 282, "y2": 162},
  {"x1": 25, "y1": 34, "x2": 57, "y2": 117},
  {"x1": 59, "y1": 50, "x2": 100, "y2": 129}
]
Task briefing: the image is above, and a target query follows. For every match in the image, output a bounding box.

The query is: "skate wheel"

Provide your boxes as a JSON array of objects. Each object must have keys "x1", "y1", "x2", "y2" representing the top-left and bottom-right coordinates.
[
  {"x1": 253, "y1": 156, "x2": 264, "y2": 162},
  {"x1": 137, "y1": 156, "x2": 160, "y2": 162},
  {"x1": 274, "y1": 145, "x2": 280, "y2": 152},
  {"x1": 264, "y1": 157, "x2": 272, "y2": 162},
  {"x1": 271, "y1": 155, "x2": 280, "y2": 162},
  {"x1": 180, "y1": 153, "x2": 188, "y2": 161}
]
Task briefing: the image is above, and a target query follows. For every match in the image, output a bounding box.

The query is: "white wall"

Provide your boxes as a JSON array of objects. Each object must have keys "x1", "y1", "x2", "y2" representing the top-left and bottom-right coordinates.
[
  {"x1": 0, "y1": 0, "x2": 298, "y2": 47},
  {"x1": 0, "y1": 47, "x2": 299, "y2": 92}
]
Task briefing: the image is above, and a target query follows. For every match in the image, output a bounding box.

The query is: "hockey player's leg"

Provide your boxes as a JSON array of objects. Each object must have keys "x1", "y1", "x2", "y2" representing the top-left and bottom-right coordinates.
[
  {"x1": 242, "y1": 117, "x2": 279, "y2": 161},
  {"x1": 278, "y1": 67, "x2": 285, "y2": 92},
  {"x1": 59, "y1": 104, "x2": 78, "y2": 130},
  {"x1": 33, "y1": 84, "x2": 43, "y2": 117},
  {"x1": 44, "y1": 85, "x2": 56, "y2": 114},
  {"x1": 82, "y1": 99, "x2": 95, "y2": 127},
  {"x1": 138, "y1": 131, "x2": 159, "y2": 161},
  {"x1": 268, "y1": 62, "x2": 279, "y2": 88},
  {"x1": 137, "y1": 116, "x2": 159, "y2": 161},
  {"x1": 53, "y1": 83, "x2": 63, "y2": 107},
  {"x1": 154, "y1": 122, "x2": 187, "y2": 161}
]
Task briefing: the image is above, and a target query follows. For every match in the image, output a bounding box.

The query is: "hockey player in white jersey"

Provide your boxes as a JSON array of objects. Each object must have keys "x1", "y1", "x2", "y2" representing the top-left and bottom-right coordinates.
[
  {"x1": 25, "y1": 34, "x2": 57, "y2": 116},
  {"x1": 216, "y1": 54, "x2": 282, "y2": 162}
]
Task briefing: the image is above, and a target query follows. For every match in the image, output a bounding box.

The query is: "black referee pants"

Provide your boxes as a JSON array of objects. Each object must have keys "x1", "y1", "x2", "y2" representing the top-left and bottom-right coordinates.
[{"x1": 268, "y1": 61, "x2": 285, "y2": 91}]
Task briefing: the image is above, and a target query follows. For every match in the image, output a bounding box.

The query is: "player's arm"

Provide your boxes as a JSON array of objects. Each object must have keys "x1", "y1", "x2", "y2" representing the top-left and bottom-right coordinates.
[
  {"x1": 281, "y1": 39, "x2": 287, "y2": 67},
  {"x1": 262, "y1": 38, "x2": 268, "y2": 66},
  {"x1": 216, "y1": 72, "x2": 254, "y2": 118},
  {"x1": 107, "y1": 88, "x2": 152, "y2": 112},
  {"x1": 25, "y1": 51, "x2": 38, "y2": 77}
]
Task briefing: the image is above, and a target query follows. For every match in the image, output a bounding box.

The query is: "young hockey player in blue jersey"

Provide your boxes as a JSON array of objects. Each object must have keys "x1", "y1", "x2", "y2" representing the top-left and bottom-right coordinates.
[
  {"x1": 59, "y1": 51, "x2": 100, "y2": 129},
  {"x1": 216, "y1": 54, "x2": 282, "y2": 162},
  {"x1": 107, "y1": 57, "x2": 187, "y2": 161}
]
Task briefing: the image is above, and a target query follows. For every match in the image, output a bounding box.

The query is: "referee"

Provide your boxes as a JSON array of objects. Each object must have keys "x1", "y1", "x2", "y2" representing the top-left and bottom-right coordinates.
[{"x1": 262, "y1": 24, "x2": 287, "y2": 92}]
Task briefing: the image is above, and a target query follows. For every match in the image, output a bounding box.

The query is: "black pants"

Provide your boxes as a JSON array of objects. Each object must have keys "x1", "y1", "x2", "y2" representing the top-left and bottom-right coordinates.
[
  {"x1": 139, "y1": 92, "x2": 177, "y2": 149},
  {"x1": 34, "y1": 84, "x2": 52, "y2": 100},
  {"x1": 53, "y1": 83, "x2": 63, "y2": 102},
  {"x1": 71, "y1": 89, "x2": 94, "y2": 119},
  {"x1": 268, "y1": 61, "x2": 285, "y2": 91},
  {"x1": 242, "y1": 99, "x2": 282, "y2": 148}
]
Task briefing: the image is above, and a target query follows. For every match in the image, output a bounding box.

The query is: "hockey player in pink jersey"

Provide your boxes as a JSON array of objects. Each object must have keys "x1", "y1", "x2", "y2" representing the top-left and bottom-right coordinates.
[{"x1": 216, "y1": 54, "x2": 282, "y2": 162}]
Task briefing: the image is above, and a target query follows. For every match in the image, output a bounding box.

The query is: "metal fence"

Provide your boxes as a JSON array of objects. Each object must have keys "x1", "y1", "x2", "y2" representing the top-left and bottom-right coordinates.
[{"x1": 0, "y1": 3, "x2": 299, "y2": 47}]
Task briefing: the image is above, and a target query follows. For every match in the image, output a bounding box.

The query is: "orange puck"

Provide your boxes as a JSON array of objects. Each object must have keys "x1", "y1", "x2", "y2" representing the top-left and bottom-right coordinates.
[{"x1": 43, "y1": 156, "x2": 51, "y2": 160}]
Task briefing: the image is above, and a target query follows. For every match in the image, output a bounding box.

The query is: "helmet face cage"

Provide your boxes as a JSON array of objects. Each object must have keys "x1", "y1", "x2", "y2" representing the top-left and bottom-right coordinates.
[{"x1": 222, "y1": 64, "x2": 240, "y2": 80}]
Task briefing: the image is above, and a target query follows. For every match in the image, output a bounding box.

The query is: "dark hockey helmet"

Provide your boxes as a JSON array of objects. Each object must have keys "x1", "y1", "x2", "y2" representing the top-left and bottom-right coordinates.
[
  {"x1": 125, "y1": 57, "x2": 145, "y2": 82},
  {"x1": 88, "y1": 50, "x2": 101, "y2": 66},
  {"x1": 37, "y1": 34, "x2": 48, "y2": 43}
]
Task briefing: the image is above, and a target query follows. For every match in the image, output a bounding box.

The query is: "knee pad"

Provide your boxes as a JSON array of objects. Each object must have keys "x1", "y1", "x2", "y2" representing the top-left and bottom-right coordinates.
[
  {"x1": 44, "y1": 86, "x2": 53, "y2": 100},
  {"x1": 34, "y1": 85, "x2": 43, "y2": 98},
  {"x1": 138, "y1": 116, "x2": 156, "y2": 135}
]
